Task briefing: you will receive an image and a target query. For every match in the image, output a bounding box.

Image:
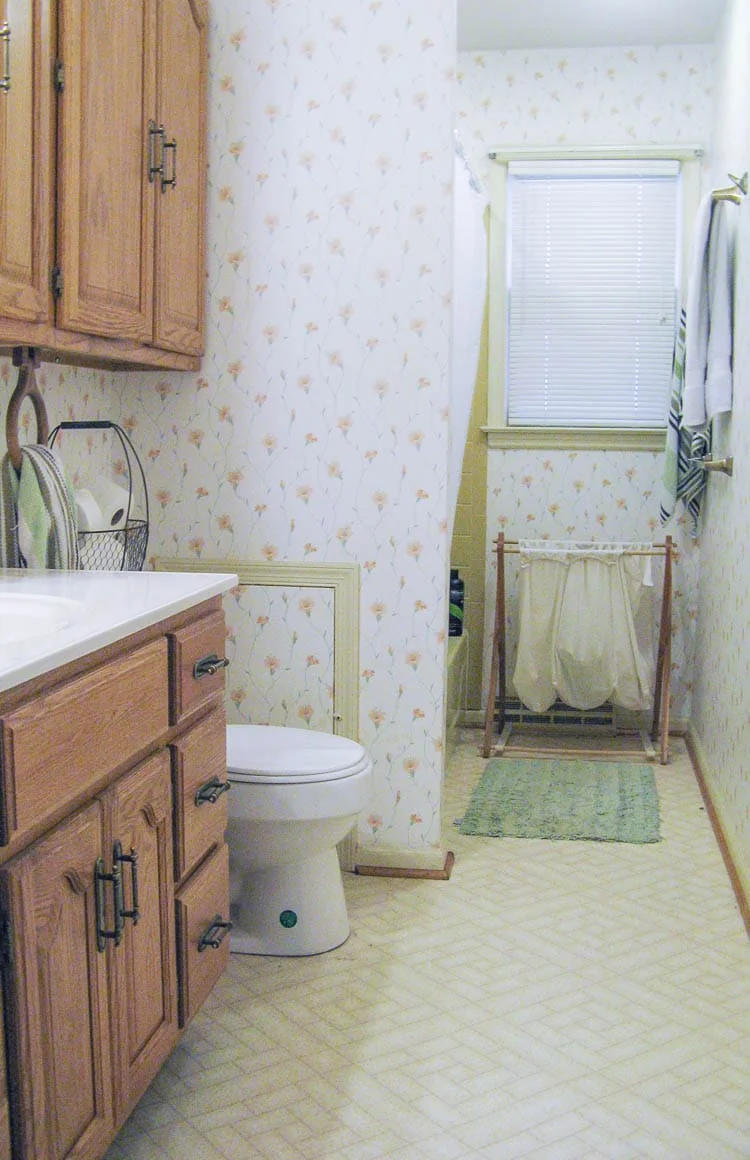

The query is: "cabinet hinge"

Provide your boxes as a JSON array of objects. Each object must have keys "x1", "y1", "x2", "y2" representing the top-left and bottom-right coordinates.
[
  {"x1": 54, "y1": 58, "x2": 64, "y2": 92},
  {"x1": 0, "y1": 912, "x2": 12, "y2": 970},
  {"x1": 51, "y1": 266, "x2": 63, "y2": 299}
]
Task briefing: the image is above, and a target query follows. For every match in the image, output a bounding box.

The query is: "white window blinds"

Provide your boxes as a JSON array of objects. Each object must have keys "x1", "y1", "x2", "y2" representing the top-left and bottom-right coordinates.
[{"x1": 506, "y1": 159, "x2": 680, "y2": 428}]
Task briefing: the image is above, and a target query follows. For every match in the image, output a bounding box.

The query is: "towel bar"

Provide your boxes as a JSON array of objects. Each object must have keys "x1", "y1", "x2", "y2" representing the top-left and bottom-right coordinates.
[
  {"x1": 691, "y1": 455, "x2": 733, "y2": 476},
  {"x1": 5, "y1": 347, "x2": 50, "y2": 472}
]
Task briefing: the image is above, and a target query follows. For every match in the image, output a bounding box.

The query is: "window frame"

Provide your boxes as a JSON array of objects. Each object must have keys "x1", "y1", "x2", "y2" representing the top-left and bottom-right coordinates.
[{"x1": 483, "y1": 145, "x2": 703, "y2": 451}]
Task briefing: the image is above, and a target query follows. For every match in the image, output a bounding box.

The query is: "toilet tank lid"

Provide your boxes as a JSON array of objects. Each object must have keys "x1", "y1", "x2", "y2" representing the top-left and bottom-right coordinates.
[{"x1": 226, "y1": 724, "x2": 368, "y2": 778}]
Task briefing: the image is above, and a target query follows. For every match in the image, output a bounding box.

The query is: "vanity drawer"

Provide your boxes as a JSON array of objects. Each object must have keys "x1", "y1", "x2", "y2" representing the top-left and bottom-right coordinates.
[
  {"x1": 175, "y1": 842, "x2": 230, "y2": 1027},
  {"x1": 0, "y1": 638, "x2": 169, "y2": 845},
  {"x1": 168, "y1": 611, "x2": 228, "y2": 725},
  {"x1": 171, "y1": 707, "x2": 228, "y2": 884}
]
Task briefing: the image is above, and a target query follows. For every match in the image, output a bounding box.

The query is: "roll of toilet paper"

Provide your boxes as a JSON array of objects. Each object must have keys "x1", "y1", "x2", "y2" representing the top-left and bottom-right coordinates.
[
  {"x1": 75, "y1": 488, "x2": 103, "y2": 532},
  {"x1": 91, "y1": 480, "x2": 131, "y2": 530}
]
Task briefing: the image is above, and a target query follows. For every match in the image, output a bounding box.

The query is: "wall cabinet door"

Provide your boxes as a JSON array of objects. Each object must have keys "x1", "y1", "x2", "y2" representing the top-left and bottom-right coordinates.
[
  {"x1": 0, "y1": 801, "x2": 115, "y2": 1160},
  {"x1": 104, "y1": 751, "x2": 178, "y2": 1123},
  {"x1": 56, "y1": 0, "x2": 156, "y2": 341},
  {"x1": 0, "y1": 0, "x2": 54, "y2": 323},
  {"x1": 153, "y1": 0, "x2": 207, "y2": 355}
]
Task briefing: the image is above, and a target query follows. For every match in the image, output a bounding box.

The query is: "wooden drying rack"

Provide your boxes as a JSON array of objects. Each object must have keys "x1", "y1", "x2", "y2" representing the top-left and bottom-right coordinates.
[
  {"x1": 5, "y1": 347, "x2": 49, "y2": 472},
  {"x1": 483, "y1": 534, "x2": 674, "y2": 764}
]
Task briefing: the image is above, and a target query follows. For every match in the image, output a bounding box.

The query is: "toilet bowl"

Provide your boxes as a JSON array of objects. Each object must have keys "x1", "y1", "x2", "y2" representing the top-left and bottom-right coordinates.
[{"x1": 226, "y1": 724, "x2": 372, "y2": 956}]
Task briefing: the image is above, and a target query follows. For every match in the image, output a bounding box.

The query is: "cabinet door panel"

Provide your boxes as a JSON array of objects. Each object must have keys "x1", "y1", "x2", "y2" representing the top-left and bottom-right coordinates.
[
  {"x1": 0, "y1": 0, "x2": 53, "y2": 322},
  {"x1": 153, "y1": 0, "x2": 207, "y2": 354},
  {"x1": 0, "y1": 801, "x2": 114, "y2": 1160},
  {"x1": 105, "y1": 750, "x2": 178, "y2": 1121},
  {"x1": 175, "y1": 842, "x2": 230, "y2": 1027},
  {"x1": 56, "y1": 0, "x2": 155, "y2": 340},
  {"x1": 171, "y1": 706, "x2": 228, "y2": 883},
  {"x1": 0, "y1": 990, "x2": 10, "y2": 1160}
]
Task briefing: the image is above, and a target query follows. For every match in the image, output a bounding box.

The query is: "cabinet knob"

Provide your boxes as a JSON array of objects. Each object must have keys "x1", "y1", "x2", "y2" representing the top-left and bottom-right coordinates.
[
  {"x1": 198, "y1": 915, "x2": 233, "y2": 952},
  {"x1": 193, "y1": 653, "x2": 230, "y2": 680},
  {"x1": 195, "y1": 777, "x2": 231, "y2": 807},
  {"x1": 0, "y1": 23, "x2": 10, "y2": 93}
]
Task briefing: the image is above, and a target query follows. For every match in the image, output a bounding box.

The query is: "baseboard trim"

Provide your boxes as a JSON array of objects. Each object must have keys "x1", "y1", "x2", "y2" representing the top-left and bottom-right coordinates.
[
  {"x1": 355, "y1": 850, "x2": 455, "y2": 880},
  {"x1": 686, "y1": 727, "x2": 750, "y2": 939}
]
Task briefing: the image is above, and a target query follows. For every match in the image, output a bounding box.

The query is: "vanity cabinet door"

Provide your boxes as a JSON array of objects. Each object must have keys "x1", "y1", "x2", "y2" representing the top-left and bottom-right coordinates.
[
  {"x1": 104, "y1": 750, "x2": 178, "y2": 1123},
  {"x1": 0, "y1": 800, "x2": 115, "y2": 1160},
  {"x1": 153, "y1": 0, "x2": 207, "y2": 355},
  {"x1": 0, "y1": 989, "x2": 10, "y2": 1160},
  {"x1": 0, "y1": 0, "x2": 54, "y2": 323},
  {"x1": 55, "y1": 0, "x2": 156, "y2": 340}
]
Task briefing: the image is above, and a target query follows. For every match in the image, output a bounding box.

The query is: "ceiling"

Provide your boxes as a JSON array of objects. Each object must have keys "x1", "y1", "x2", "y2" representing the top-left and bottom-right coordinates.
[{"x1": 457, "y1": 0, "x2": 726, "y2": 51}]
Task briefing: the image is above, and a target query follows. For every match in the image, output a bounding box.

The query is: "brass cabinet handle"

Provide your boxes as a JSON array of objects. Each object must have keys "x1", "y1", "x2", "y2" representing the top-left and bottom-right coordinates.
[
  {"x1": 147, "y1": 119, "x2": 165, "y2": 183},
  {"x1": 198, "y1": 915, "x2": 233, "y2": 952},
  {"x1": 114, "y1": 841, "x2": 139, "y2": 925},
  {"x1": 195, "y1": 777, "x2": 231, "y2": 807},
  {"x1": 192, "y1": 653, "x2": 229, "y2": 680},
  {"x1": 161, "y1": 137, "x2": 177, "y2": 192},
  {"x1": 94, "y1": 857, "x2": 123, "y2": 952},
  {"x1": 0, "y1": 23, "x2": 10, "y2": 93}
]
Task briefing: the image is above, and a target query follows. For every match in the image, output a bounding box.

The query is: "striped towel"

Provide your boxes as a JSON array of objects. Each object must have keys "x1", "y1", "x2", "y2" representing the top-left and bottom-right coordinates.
[
  {"x1": 0, "y1": 446, "x2": 79, "y2": 570},
  {"x1": 660, "y1": 305, "x2": 710, "y2": 538}
]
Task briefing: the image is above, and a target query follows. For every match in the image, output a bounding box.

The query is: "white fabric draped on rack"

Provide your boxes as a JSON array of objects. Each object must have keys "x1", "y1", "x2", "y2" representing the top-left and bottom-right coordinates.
[{"x1": 512, "y1": 541, "x2": 656, "y2": 714}]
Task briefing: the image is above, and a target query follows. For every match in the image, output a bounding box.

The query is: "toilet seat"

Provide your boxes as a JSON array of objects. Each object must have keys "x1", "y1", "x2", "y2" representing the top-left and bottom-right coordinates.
[{"x1": 227, "y1": 724, "x2": 371, "y2": 784}]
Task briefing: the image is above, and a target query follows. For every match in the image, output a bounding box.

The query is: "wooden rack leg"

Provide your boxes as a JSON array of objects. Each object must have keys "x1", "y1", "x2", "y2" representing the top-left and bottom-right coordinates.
[
  {"x1": 652, "y1": 535, "x2": 672, "y2": 764},
  {"x1": 483, "y1": 534, "x2": 506, "y2": 757}
]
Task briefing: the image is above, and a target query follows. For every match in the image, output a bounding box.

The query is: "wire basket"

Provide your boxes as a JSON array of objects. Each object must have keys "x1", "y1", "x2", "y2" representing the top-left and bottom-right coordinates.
[{"x1": 48, "y1": 420, "x2": 150, "y2": 572}]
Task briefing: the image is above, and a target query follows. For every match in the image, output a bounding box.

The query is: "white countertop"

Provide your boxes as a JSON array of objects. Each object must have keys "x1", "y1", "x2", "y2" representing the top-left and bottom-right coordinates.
[{"x1": 0, "y1": 568, "x2": 238, "y2": 694}]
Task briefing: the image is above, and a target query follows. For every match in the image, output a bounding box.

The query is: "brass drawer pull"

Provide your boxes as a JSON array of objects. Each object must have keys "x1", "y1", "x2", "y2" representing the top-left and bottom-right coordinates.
[
  {"x1": 192, "y1": 653, "x2": 229, "y2": 680},
  {"x1": 0, "y1": 23, "x2": 10, "y2": 93},
  {"x1": 195, "y1": 777, "x2": 231, "y2": 807},
  {"x1": 114, "y1": 841, "x2": 139, "y2": 925},
  {"x1": 94, "y1": 857, "x2": 123, "y2": 952},
  {"x1": 198, "y1": 915, "x2": 232, "y2": 952}
]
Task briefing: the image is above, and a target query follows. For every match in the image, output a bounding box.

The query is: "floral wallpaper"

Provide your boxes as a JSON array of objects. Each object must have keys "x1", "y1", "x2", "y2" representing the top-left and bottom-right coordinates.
[
  {"x1": 457, "y1": 45, "x2": 716, "y2": 722},
  {"x1": 223, "y1": 583, "x2": 335, "y2": 731},
  {"x1": 690, "y1": 0, "x2": 750, "y2": 894},
  {"x1": 0, "y1": 0, "x2": 457, "y2": 861}
]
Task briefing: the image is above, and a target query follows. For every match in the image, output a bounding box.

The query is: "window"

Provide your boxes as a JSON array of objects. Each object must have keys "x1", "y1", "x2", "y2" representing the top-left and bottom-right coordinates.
[{"x1": 486, "y1": 150, "x2": 701, "y2": 448}]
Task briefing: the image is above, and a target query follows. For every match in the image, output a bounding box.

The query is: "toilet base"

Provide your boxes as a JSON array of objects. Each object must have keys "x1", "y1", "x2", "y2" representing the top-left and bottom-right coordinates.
[{"x1": 229, "y1": 848, "x2": 351, "y2": 956}]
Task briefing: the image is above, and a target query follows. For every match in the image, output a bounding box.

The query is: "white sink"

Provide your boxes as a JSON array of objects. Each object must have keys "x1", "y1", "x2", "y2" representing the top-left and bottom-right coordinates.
[{"x1": 0, "y1": 593, "x2": 83, "y2": 646}]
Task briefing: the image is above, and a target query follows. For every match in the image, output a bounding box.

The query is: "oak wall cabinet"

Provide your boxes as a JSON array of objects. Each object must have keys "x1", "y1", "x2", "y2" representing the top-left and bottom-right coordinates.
[{"x1": 0, "y1": 0, "x2": 207, "y2": 371}]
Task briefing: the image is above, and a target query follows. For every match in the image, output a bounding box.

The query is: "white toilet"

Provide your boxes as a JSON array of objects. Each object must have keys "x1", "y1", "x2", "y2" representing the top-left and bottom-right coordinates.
[{"x1": 225, "y1": 724, "x2": 373, "y2": 956}]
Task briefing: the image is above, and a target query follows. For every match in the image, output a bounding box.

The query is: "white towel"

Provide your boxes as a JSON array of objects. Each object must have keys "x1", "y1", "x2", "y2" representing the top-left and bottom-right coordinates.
[{"x1": 683, "y1": 196, "x2": 734, "y2": 428}]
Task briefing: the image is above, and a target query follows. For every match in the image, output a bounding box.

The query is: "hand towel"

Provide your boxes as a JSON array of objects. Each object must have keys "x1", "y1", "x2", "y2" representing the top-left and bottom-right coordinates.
[
  {"x1": 3, "y1": 446, "x2": 79, "y2": 570},
  {"x1": 683, "y1": 196, "x2": 734, "y2": 428},
  {"x1": 660, "y1": 305, "x2": 710, "y2": 538},
  {"x1": 0, "y1": 454, "x2": 20, "y2": 567}
]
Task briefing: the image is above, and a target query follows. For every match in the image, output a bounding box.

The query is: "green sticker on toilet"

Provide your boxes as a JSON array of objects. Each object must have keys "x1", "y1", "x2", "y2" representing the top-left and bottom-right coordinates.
[{"x1": 279, "y1": 910, "x2": 298, "y2": 928}]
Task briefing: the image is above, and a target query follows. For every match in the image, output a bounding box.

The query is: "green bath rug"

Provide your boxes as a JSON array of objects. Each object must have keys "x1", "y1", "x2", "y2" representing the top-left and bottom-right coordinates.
[{"x1": 458, "y1": 758, "x2": 661, "y2": 843}]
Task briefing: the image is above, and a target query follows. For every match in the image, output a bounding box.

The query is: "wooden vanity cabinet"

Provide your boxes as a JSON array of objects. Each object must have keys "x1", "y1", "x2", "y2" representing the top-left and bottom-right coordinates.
[
  {"x1": 0, "y1": 0, "x2": 208, "y2": 369},
  {"x1": 0, "y1": 598, "x2": 230, "y2": 1160}
]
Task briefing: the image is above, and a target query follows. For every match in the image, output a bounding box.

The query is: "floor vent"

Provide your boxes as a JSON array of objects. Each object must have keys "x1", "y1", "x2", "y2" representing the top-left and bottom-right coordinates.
[{"x1": 499, "y1": 697, "x2": 616, "y2": 730}]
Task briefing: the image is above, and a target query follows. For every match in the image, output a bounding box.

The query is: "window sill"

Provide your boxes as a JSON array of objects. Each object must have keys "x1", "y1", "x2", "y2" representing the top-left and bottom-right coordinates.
[{"x1": 482, "y1": 426, "x2": 666, "y2": 452}]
